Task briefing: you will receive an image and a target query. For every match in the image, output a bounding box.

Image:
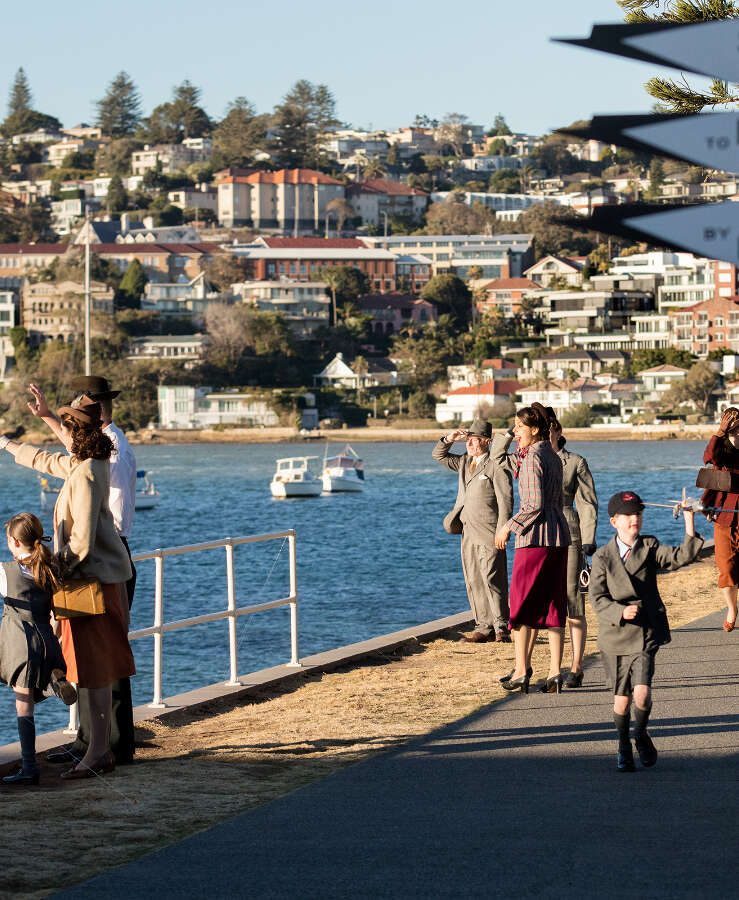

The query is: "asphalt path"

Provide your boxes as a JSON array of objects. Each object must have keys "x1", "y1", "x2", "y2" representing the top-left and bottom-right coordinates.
[{"x1": 57, "y1": 610, "x2": 739, "y2": 899}]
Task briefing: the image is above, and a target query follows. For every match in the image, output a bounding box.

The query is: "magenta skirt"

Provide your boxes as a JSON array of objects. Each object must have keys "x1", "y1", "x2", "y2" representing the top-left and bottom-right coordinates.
[{"x1": 509, "y1": 547, "x2": 568, "y2": 629}]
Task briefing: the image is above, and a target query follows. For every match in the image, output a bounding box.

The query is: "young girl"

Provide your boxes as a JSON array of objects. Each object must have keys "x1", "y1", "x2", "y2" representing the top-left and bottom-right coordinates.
[{"x1": 0, "y1": 512, "x2": 77, "y2": 786}]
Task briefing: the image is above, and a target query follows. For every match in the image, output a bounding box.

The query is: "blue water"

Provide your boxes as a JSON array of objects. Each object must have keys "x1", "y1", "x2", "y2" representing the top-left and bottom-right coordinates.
[{"x1": 0, "y1": 439, "x2": 710, "y2": 745}]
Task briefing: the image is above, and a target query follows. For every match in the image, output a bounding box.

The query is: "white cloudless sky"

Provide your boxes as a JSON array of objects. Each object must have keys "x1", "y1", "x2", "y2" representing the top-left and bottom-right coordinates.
[{"x1": 0, "y1": 0, "x2": 697, "y2": 134}]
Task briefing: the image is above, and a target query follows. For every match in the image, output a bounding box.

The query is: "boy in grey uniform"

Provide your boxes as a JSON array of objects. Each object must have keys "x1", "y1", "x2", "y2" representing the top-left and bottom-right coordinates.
[{"x1": 589, "y1": 490, "x2": 703, "y2": 772}]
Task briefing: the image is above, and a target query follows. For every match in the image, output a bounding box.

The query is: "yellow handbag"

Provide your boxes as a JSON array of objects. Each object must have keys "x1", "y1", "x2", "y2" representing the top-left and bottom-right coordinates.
[{"x1": 52, "y1": 578, "x2": 106, "y2": 619}]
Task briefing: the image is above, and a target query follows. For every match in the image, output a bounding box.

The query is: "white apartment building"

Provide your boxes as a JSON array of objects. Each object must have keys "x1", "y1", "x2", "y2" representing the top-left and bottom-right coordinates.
[
  {"x1": 609, "y1": 251, "x2": 718, "y2": 311},
  {"x1": 231, "y1": 280, "x2": 330, "y2": 338},
  {"x1": 132, "y1": 139, "x2": 214, "y2": 175},
  {"x1": 128, "y1": 334, "x2": 207, "y2": 361},
  {"x1": 0, "y1": 290, "x2": 18, "y2": 335},
  {"x1": 431, "y1": 192, "x2": 546, "y2": 216},
  {"x1": 158, "y1": 385, "x2": 281, "y2": 429},
  {"x1": 142, "y1": 274, "x2": 226, "y2": 321},
  {"x1": 167, "y1": 184, "x2": 218, "y2": 213},
  {"x1": 460, "y1": 156, "x2": 528, "y2": 172}
]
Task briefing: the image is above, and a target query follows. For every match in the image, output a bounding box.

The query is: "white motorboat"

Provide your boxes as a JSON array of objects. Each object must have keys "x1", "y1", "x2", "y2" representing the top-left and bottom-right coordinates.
[
  {"x1": 270, "y1": 456, "x2": 323, "y2": 498},
  {"x1": 135, "y1": 470, "x2": 161, "y2": 509},
  {"x1": 322, "y1": 445, "x2": 365, "y2": 493}
]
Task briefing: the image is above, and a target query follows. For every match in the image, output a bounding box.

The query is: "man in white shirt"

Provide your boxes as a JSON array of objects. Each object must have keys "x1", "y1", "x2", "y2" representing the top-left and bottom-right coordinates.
[{"x1": 27, "y1": 376, "x2": 138, "y2": 766}]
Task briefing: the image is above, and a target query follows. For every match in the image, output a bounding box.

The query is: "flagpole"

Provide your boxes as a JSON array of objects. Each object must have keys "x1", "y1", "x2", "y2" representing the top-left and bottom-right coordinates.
[{"x1": 84, "y1": 212, "x2": 91, "y2": 376}]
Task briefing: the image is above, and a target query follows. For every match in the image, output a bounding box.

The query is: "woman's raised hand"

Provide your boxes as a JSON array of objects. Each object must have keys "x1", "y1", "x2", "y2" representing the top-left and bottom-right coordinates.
[{"x1": 27, "y1": 383, "x2": 51, "y2": 418}]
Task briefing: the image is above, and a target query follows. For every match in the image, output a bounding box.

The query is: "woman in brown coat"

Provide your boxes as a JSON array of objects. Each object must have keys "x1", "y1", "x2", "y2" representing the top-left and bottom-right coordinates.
[
  {"x1": 0, "y1": 395, "x2": 135, "y2": 778},
  {"x1": 702, "y1": 407, "x2": 739, "y2": 632}
]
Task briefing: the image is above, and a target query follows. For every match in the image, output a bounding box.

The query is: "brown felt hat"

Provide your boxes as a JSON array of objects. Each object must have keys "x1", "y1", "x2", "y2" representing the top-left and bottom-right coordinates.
[
  {"x1": 466, "y1": 418, "x2": 492, "y2": 439},
  {"x1": 68, "y1": 375, "x2": 120, "y2": 400},
  {"x1": 57, "y1": 395, "x2": 103, "y2": 427}
]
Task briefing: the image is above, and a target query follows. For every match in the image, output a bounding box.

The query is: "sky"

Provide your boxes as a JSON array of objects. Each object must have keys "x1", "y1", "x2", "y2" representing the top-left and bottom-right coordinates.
[{"x1": 0, "y1": 0, "x2": 701, "y2": 137}]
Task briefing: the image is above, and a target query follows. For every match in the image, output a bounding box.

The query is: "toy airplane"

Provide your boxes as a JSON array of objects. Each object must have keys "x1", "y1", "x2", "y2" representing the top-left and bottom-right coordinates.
[{"x1": 642, "y1": 487, "x2": 739, "y2": 519}]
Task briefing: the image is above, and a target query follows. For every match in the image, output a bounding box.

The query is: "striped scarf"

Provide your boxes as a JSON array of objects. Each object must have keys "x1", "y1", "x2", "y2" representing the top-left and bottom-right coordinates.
[{"x1": 514, "y1": 445, "x2": 529, "y2": 480}]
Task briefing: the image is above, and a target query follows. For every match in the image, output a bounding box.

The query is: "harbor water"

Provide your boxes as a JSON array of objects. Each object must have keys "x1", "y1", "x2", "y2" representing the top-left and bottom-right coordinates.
[{"x1": 0, "y1": 439, "x2": 710, "y2": 745}]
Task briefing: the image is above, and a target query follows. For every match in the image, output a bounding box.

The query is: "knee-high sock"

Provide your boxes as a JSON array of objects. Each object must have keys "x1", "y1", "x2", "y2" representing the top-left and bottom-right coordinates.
[
  {"x1": 633, "y1": 704, "x2": 652, "y2": 738},
  {"x1": 17, "y1": 715, "x2": 37, "y2": 775},
  {"x1": 614, "y1": 711, "x2": 630, "y2": 747}
]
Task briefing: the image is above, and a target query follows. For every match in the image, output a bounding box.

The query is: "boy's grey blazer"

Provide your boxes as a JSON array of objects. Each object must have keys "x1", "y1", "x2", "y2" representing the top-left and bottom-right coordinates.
[
  {"x1": 432, "y1": 439, "x2": 513, "y2": 544},
  {"x1": 589, "y1": 533, "x2": 704, "y2": 655}
]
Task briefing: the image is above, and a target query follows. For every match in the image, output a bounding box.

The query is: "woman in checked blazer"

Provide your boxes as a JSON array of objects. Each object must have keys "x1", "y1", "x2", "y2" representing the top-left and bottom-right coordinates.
[{"x1": 494, "y1": 406, "x2": 571, "y2": 693}]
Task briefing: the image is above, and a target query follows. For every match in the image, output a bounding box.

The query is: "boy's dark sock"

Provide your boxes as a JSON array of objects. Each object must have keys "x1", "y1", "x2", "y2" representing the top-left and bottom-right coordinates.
[
  {"x1": 614, "y1": 711, "x2": 635, "y2": 771},
  {"x1": 17, "y1": 715, "x2": 38, "y2": 776},
  {"x1": 633, "y1": 703, "x2": 651, "y2": 738},
  {"x1": 614, "y1": 711, "x2": 630, "y2": 747}
]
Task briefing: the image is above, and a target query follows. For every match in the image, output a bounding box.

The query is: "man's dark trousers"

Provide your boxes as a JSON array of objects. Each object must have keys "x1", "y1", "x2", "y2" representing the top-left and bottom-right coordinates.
[{"x1": 72, "y1": 537, "x2": 136, "y2": 764}]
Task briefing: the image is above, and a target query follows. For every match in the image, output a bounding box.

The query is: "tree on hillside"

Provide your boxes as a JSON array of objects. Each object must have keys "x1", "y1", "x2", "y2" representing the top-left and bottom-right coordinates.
[
  {"x1": 425, "y1": 195, "x2": 498, "y2": 235},
  {"x1": 203, "y1": 253, "x2": 252, "y2": 292},
  {"x1": 532, "y1": 136, "x2": 582, "y2": 176},
  {"x1": 212, "y1": 97, "x2": 268, "y2": 168},
  {"x1": 619, "y1": 0, "x2": 739, "y2": 111},
  {"x1": 0, "y1": 204, "x2": 53, "y2": 243},
  {"x1": 117, "y1": 258, "x2": 148, "y2": 308},
  {"x1": 630, "y1": 347, "x2": 694, "y2": 375},
  {"x1": 435, "y1": 113, "x2": 471, "y2": 157},
  {"x1": 94, "y1": 137, "x2": 141, "y2": 176},
  {"x1": 421, "y1": 274, "x2": 472, "y2": 326},
  {"x1": 139, "y1": 80, "x2": 211, "y2": 144},
  {"x1": 661, "y1": 360, "x2": 719, "y2": 416},
  {"x1": 489, "y1": 113, "x2": 511, "y2": 136},
  {"x1": 390, "y1": 317, "x2": 458, "y2": 391},
  {"x1": 362, "y1": 157, "x2": 386, "y2": 179},
  {"x1": 7, "y1": 68, "x2": 32, "y2": 117},
  {"x1": 106, "y1": 175, "x2": 128, "y2": 213},
  {"x1": 646, "y1": 157, "x2": 665, "y2": 200},
  {"x1": 488, "y1": 169, "x2": 521, "y2": 193},
  {"x1": 271, "y1": 80, "x2": 340, "y2": 169},
  {"x1": 311, "y1": 265, "x2": 369, "y2": 324},
  {"x1": 95, "y1": 71, "x2": 142, "y2": 137},
  {"x1": 326, "y1": 197, "x2": 354, "y2": 236},
  {"x1": 515, "y1": 200, "x2": 598, "y2": 258},
  {"x1": 487, "y1": 137, "x2": 508, "y2": 156}
]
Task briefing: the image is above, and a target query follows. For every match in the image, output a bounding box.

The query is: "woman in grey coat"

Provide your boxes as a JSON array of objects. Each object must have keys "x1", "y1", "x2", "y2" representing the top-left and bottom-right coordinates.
[{"x1": 549, "y1": 415, "x2": 598, "y2": 688}]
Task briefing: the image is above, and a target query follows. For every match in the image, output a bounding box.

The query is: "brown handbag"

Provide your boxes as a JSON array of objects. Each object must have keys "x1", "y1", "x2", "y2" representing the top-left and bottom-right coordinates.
[
  {"x1": 695, "y1": 466, "x2": 734, "y2": 492},
  {"x1": 443, "y1": 509, "x2": 463, "y2": 534},
  {"x1": 52, "y1": 577, "x2": 106, "y2": 619}
]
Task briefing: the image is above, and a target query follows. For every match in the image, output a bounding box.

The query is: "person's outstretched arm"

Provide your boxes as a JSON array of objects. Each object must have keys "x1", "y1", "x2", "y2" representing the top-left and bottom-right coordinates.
[{"x1": 27, "y1": 383, "x2": 72, "y2": 451}]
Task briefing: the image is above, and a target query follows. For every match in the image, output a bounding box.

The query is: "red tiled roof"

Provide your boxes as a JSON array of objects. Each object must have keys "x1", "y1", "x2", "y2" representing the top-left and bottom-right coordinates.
[
  {"x1": 91, "y1": 242, "x2": 221, "y2": 255},
  {"x1": 447, "y1": 380, "x2": 524, "y2": 396},
  {"x1": 0, "y1": 243, "x2": 66, "y2": 254},
  {"x1": 482, "y1": 278, "x2": 540, "y2": 291},
  {"x1": 217, "y1": 168, "x2": 343, "y2": 186},
  {"x1": 480, "y1": 358, "x2": 517, "y2": 369},
  {"x1": 260, "y1": 237, "x2": 366, "y2": 249},
  {"x1": 347, "y1": 178, "x2": 428, "y2": 197}
]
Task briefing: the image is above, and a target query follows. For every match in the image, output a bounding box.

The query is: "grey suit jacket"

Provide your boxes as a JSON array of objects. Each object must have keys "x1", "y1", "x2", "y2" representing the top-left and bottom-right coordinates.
[
  {"x1": 560, "y1": 447, "x2": 598, "y2": 547},
  {"x1": 589, "y1": 532, "x2": 704, "y2": 656},
  {"x1": 432, "y1": 439, "x2": 513, "y2": 544}
]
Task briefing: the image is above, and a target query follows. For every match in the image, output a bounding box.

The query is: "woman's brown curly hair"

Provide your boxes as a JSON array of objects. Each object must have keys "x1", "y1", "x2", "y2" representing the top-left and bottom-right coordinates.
[{"x1": 60, "y1": 415, "x2": 113, "y2": 461}]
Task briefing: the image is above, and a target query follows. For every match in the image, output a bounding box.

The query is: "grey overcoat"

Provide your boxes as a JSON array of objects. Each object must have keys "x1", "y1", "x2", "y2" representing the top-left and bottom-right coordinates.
[
  {"x1": 589, "y1": 533, "x2": 704, "y2": 656},
  {"x1": 559, "y1": 446, "x2": 597, "y2": 548}
]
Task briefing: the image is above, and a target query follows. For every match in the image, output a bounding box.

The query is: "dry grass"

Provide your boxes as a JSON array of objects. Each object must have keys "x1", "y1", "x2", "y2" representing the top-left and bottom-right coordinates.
[{"x1": 0, "y1": 555, "x2": 726, "y2": 899}]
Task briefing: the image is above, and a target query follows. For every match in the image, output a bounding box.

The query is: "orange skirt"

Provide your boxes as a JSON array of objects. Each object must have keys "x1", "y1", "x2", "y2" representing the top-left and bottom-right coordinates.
[{"x1": 60, "y1": 583, "x2": 136, "y2": 688}]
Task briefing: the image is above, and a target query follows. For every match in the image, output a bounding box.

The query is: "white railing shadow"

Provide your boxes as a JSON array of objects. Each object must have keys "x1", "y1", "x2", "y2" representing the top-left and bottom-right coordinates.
[{"x1": 64, "y1": 529, "x2": 298, "y2": 733}]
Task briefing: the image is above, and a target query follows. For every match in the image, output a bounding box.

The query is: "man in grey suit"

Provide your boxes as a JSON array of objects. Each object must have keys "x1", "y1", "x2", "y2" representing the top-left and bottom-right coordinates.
[
  {"x1": 589, "y1": 490, "x2": 703, "y2": 772},
  {"x1": 433, "y1": 419, "x2": 514, "y2": 643}
]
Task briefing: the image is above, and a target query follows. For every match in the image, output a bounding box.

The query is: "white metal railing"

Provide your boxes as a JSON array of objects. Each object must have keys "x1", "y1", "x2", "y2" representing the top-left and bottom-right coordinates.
[{"x1": 64, "y1": 530, "x2": 298, "y2": 733}]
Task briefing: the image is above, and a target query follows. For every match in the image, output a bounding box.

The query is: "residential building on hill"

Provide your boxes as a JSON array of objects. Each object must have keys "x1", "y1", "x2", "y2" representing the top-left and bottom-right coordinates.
[
  {"x1": 216, "y1": 168, "x2": 345, "y2": 231},
  {"x1": 356, "y1": 293, "x2": 436, "y2": 336},
  {"x1": 431, "y1": 191, "x2": 546, "y2": 222},
  {"x1": 231, "y1": 280, "x2": 330, "y2": 338},
  {"x1": 157, "y1": 385, "x2": 292, "y2": 429},
  {"x1": 131, "y1": 139, "x2": 214, "y2": 175},
  {"x1": 313, "y1": 353, "x2": 404, "y2": 389},
  {"x1": 393, "y1": 254, "x2": 432, "y2": 293},
  {"x1": 447, "y1": 358, "x2": 520, "y2": 390},
  {"x1": 0, "y1": 290, "x2": 18, "y2": 336},
  {"x1": 141, "y1": 273, "x2": 226, "y2": 322},
  {"x1": 529, "y1": 350, "x2": 628, "y2": 381},
  {"x1": 671, "y1": 295, "x2": 739, "y2": 356},
  {"x1": 524, "y1": 254, "x2": 586, "y2": 288},
  {"x1": 127, "y1": 334, "x2": 208, "y2": 363},
  {"x1": 22, "y1": 279, "x2": 114, "y2": 345},
  {"x1": 346, "y1": 178, "x2": 428, "y2": 227},
  {"x1": 518, "y1": 378, "x2": 603, "y2": 416},
  {"x1": 476, "y1": 277, "x2": 540, "y2": 317},
  {"x1": 230, "y1": 238, "x2": 397, "y2": 292},
  {"x1": 434, "y1": 379, "x2": 523, "y2": 423}
]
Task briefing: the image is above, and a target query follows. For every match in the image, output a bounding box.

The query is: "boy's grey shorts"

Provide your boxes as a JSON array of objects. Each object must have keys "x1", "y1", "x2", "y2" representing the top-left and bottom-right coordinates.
[{"x1": 602, "y1": 647, "x2": 658, "y2": 696}]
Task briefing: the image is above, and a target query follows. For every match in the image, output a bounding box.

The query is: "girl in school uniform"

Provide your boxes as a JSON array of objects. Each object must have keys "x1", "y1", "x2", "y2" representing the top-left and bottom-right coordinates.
[{"x1": 0, "y1": 512, "x2": 77, "y2": 786}]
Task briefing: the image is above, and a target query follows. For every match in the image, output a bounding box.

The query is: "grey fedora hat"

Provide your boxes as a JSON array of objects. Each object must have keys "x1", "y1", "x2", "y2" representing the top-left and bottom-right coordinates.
[{"x1": 467, "y1": 418, "x2": 492, "y2": 439}]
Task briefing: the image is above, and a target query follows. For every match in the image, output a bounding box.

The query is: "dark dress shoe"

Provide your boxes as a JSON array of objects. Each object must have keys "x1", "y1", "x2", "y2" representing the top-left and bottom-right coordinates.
[
  {"x1": 565, "y1": 670, "x2": 584, "y2": 689},
  {"x1": 50, "y1": 669, "x2": 78, "y2": 706},
  {"x1": 501, "y1": 674, "x2": 530, "y2": 693},
  {"x1": 2, "y1": 768, "x2": 39, "y2": 785},
  {"x1": 47, "y1": 744, "x2": 83, "y2": 764},
  {"x1": 460, "y1": 631, "x2": 492, "y2": 643},
  {"x1": 540, "y1": 674, "x2": 563, "y2": 694},
  {"x1": 61, "y1": 750, "x2": 116, "y2": 780},
  {"x1": 634, "y1": 732, "x2": 658, "y2": 767},
  {"x1": 617, "y1": 742, "x2": 636, "y2": 772},
  {"x1": 499, "y1": 666, "x2": 533, "y2": 683},
  {"x1": 495, "y1": 631, "x2": 511, "y2": 643}
]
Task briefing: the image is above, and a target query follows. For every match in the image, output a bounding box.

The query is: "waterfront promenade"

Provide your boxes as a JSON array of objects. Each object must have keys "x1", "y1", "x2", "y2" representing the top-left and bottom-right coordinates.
[{"x1": 57, "y1": 607, "x2": 738, "y2": 899}]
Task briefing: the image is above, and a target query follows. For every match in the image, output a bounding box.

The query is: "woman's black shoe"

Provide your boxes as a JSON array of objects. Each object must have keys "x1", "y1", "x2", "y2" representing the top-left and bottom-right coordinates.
[
  {"x1": 2, "y1": 769, "x2": 39, "y2": 785},
  {"x1": 499, "y1": 666, "x2": 533, "y2": 684},
  {"x1": 565, "y1": 670, "x2": 584, "y2": 689},
  {"x1": 540, "y1": 674, "x2": 563, "y2": 694},
  {"x1": 501, "y1": 674, "x2": 530, "y2": 694}
]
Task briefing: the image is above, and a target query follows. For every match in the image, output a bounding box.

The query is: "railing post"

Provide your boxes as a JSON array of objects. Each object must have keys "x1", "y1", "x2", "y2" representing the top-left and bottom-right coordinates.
[
  {"x1": 287, "y1": 531, "x2": 301, "y2": 667},
  {"x1": 63, "y1": 695, "x2": 79, "y2": 735},
  {"x1": 149, "y1": 552, "x2": 166, "y2": 709},
  {"x1": 225, "y1": 540, "x2": 240, "y2": 685}
]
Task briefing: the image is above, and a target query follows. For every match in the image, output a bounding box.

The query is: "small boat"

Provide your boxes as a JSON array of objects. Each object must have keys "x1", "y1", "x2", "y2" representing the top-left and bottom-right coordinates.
[
  {"x1": 270, "y1": 456, "x2": 323, "y2": 498},
  {"x1": 39, "y1": 476, "x2": 61, "y2": 507},
  {"x1": 322, "y1": 444, "x2": 365, "y2": 493},
  {"x1": 135, "y1": 470, "x2": 161, "y2": 510}
]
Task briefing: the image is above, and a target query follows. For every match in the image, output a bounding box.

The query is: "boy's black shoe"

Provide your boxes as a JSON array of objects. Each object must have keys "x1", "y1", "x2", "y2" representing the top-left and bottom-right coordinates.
[
  {"x1": 635, "y1": 732, "x2": 658, "y2": 767},
  {"x1": 617, "y1": 741, "x2": 636, "y2": 772}
]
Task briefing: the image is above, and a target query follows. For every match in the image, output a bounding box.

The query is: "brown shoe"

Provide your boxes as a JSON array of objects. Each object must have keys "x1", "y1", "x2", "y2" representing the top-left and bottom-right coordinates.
[
  {"x1": 50, "y1": 669, "x2": 78, "y2": 706},
  {"x1": 495, "y1": 631, "x2": 512, "y2": 643},
  {"x1": 460, "y1": 631, "x2": 493, "y2": 643},
  {"x1": 60, "y1": 750, "x2": 116, "y2": 780}
]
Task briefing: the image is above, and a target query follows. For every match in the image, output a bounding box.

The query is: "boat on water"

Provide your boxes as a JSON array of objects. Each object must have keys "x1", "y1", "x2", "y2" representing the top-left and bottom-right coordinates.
[
  {"x1": 39, "y1": 476, "x2": 60, "y2": 506},
  {"x1": 135, "y1": 470, "x2": 161, "y2": 509},
  {"x1": 322, "y1": 444, "x2": 365, "y2": 493},
  {"x1": 270, "y1": 456, "x2": 323, "y2": 498}
]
